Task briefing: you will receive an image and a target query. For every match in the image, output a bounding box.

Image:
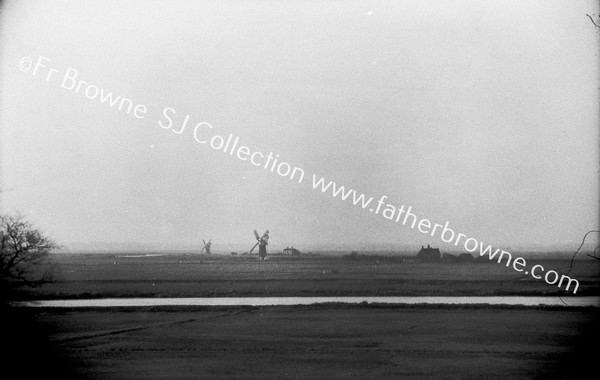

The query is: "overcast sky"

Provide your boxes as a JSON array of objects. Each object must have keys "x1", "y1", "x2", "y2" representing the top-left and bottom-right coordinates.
[{"x1": 1, "y1": 0, "x2": 598, "y2": 252}]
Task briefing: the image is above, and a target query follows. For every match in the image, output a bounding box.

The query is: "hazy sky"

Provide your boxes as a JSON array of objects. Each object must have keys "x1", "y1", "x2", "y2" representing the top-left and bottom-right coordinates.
[{"x1": 1, "y1": 0, "x2": 598, "y2": 252}]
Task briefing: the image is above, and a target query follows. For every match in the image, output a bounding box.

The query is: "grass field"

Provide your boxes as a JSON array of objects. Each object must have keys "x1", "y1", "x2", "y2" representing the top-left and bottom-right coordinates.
[
  {"x1": 15, "y1": 253, "x2": 600, "y2": 299},
  {"x1": 6, "y1": 304, "x2": 599, "y2": 379},
  {"x1": 7, "y1": 253, "x2": 599, "y2": 379}
]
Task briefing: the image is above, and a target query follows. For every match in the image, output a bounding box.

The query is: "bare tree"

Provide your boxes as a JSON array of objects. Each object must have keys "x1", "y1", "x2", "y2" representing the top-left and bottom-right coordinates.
[{"x1": 0, "y1": 214, "x2": 58, "y2": 290}]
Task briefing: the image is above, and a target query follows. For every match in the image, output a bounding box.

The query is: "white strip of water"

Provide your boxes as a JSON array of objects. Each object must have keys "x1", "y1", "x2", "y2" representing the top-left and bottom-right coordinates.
[{"x1": 15, "y1": 296, "x2": 600, "y2": 308}]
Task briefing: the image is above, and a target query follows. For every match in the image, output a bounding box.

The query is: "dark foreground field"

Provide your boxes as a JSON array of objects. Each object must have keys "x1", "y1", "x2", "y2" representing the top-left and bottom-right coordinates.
[
  {"x1": 5, "y1": 304, "x2": 598, "y2": 379},
  {"x1": 16, "y1": 253, "x2": 600, "y2": 299},
  {"x1": 7, "y1": 254, "x2": 598, "y2": 379}
]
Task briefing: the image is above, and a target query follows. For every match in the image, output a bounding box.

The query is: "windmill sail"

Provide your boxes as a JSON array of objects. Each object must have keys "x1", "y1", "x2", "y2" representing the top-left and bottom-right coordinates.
[
  {"x1": 201, "y1": 238, "x2": 212, "y2": 254},
  {"x1": 249, "y1": 242, "x2": 259, "y2": 253}
]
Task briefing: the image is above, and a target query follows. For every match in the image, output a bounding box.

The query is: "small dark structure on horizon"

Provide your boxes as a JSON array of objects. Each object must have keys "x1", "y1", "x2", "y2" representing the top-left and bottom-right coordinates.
[
  {"x1": 458, "y1": 253, "x2": 474, "y2": 262},
  {"x1": 442, "y1": 252, "x2": 474, "y2": 263},
  {"x1": 442, "y1": 253, "x2": 458, "y2": 263},
  {"x1": 283, "y1": 246, "x2": 301, "y2": 255},
  {"x1": 417, "y1": 244, "x2": 442, "y2": 262}
]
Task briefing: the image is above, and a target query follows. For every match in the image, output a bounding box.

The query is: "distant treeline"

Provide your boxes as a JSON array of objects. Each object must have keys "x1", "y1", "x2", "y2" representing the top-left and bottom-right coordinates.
[{"x1": 343, "y1": 251, "x2": 486, "y2": 263}]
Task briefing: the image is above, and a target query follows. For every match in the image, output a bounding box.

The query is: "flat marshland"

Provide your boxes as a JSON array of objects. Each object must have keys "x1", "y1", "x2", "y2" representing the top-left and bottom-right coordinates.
[
  {"x1": 8, "y1": 253, "x2": 600, "y2": 379},
  {"x1": 18, "y1": 253, "x2": 600, "y2": 299}
]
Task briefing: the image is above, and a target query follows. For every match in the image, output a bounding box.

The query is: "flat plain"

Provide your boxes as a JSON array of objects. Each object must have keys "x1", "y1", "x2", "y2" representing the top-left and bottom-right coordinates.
[
  {"x1": 17, "y1": 253, "x2": 600, "y2": 299},
  {"x1": 8, "y1": 253, "x2": 600, "y2": 379}
]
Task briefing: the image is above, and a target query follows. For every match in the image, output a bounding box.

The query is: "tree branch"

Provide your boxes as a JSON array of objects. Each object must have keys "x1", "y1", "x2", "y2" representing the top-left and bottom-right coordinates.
[{"x1": 587, "y1": 14, "x2": 600, "y2": 28}]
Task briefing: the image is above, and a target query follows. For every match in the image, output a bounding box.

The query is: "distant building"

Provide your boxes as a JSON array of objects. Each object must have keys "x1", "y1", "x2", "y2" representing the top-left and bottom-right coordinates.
[
  {"x1": 442, "y1": 253, "x2": 458, "y2": 263},
  {"x1": 442, "y1": 253, "x2": 474, "y2": 263},
  {"x1": 417, "y1": 244, "x2": 441, "y2": 262},
  {"x1": 283, "y1": 246, "x2": 301, "y2": 255},
  {"x1": 458, "y1": 253, "x2": 474, "y2": 262}
]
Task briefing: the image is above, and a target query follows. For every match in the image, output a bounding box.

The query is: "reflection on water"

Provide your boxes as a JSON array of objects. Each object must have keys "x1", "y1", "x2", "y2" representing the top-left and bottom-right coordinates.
[{"x1": 17, "y1": 296, "x2": 599, "y2": 308}]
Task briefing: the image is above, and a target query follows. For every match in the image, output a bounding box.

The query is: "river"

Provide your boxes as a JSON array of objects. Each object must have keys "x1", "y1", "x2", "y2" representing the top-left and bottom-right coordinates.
[{"x1": 16, "y1": 296, "x2": 599, "y2": 308}]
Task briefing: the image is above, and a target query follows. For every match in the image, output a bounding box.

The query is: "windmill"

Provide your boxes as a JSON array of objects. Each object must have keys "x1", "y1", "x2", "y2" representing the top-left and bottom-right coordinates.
[
  {"x1": 249, "y1": 229, "x2": 269, "y2": 260},
  {"x1": 200, "y1": 239, "x2": 212, "y2": 255}
]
